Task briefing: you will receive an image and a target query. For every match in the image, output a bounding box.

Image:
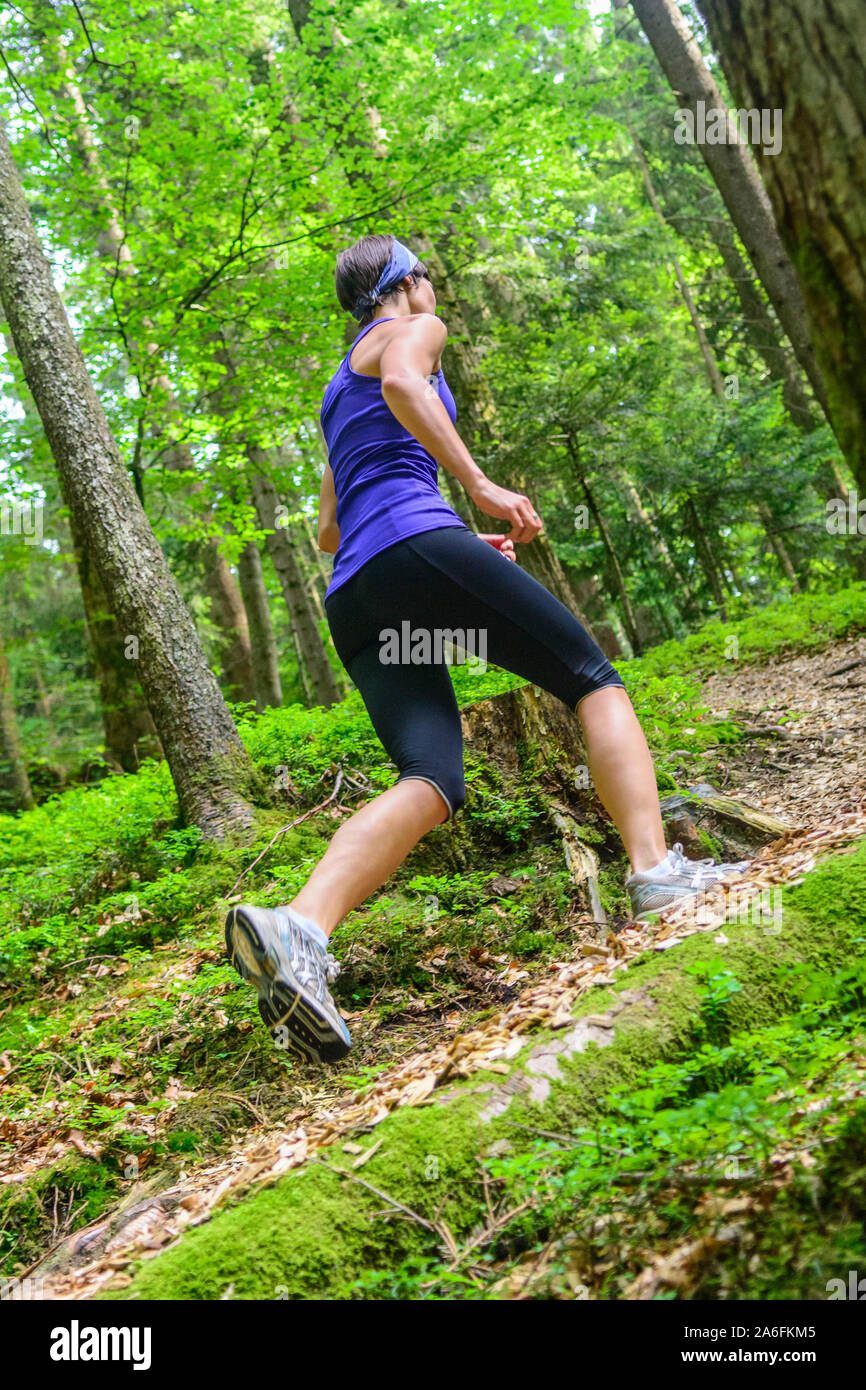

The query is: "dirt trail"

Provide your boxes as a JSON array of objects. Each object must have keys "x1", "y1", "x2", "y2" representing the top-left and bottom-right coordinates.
[{"x1": 702, "y1": 631, "x2": 866, "y2": 828}]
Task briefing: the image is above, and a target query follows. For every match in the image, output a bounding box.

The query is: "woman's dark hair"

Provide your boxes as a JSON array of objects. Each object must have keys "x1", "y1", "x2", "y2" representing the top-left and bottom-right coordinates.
[{"x1": 335, "y1": 233, "x2": 429, "y2": 326}]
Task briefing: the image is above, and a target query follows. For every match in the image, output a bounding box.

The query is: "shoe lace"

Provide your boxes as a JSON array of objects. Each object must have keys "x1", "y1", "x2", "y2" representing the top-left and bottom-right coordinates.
[
  {"x1": 668, "y1": 842, "x2": 747, "y2": 889},
  {"x1": 277, "y1": 912, "x2": 341, "y2": 999}
]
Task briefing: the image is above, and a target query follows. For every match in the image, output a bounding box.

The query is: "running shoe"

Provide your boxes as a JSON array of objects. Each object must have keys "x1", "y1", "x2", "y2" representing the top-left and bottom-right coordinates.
[
  {"x1": 627, "y1": 842, "x2": 749, "y2": 922},
  {"x1": 225, "y1": 904, "x2": 351, "y2": 1063}
]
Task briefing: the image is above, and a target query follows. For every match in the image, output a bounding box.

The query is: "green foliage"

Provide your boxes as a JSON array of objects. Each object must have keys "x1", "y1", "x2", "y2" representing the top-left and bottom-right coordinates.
[{"x1": 631, "y1": 583, "x2": 866, "y2": 680}]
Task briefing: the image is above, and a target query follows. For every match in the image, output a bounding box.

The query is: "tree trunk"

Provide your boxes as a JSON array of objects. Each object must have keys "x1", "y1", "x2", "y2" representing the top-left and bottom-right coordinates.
[
  {"x1": 0, "y1": 633, "x2": 35, "y2": 811},
  {"x1": 249, "y1": 464, "x2": 342, "y2": 708},
  {"x1": 696, "y1": 0, "x2": 866, "y2": 494},
  {"x1": 0, "y1": 122, "x2": 256, "y2": 836},
  {"x1": 237, "y1": 540, "x2": 283, "y2": 712},
  {"x1": 625, "y1": 0, "x2": 832, "y2": 430},
  {"x1": 685, "y1": 496, "x2": 727, "y2": 615},
  {"x1": 200, "y1": 539, "x2": 257, "y2": 705},
  {"x1": 68, "y1": 509, "x2": 162, "y2": 771}
]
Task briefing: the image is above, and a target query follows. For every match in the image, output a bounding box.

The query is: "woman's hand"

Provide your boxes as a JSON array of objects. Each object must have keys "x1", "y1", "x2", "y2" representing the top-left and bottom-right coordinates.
[
  {"x1": 469, "y1": 479, "x2": 542, "y2": 543},
  {"x1": 478, "y1": 533, "x2": 517, "y2": 562}
]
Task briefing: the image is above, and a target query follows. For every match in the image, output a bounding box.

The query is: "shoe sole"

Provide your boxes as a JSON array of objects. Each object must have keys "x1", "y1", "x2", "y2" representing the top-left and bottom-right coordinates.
[{"x1": 224, "y1": 907, "x2": 351, "y2": 1064}]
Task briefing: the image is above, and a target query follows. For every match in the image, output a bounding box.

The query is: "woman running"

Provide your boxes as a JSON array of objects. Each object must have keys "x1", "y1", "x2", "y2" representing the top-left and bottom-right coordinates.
[{"x1": 225, "y1": 234, "x2": 745, "y2": 1063}]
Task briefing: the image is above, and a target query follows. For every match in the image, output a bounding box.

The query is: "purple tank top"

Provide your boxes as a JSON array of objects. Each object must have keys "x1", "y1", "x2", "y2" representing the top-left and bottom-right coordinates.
[{"x1": 320, "y1": 318, "x2": 467, "y2": 598}]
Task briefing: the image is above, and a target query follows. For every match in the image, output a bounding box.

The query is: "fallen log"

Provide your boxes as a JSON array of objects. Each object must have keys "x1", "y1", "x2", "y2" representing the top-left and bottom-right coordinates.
[{"x1": 660, "y1": 783, "x2": 795, "y2": 862}]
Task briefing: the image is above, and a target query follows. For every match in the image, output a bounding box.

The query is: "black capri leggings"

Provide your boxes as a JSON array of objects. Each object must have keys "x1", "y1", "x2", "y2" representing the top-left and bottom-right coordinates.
[{"x1": 325, "y1": 526, "x2": 624, "y2": 819}]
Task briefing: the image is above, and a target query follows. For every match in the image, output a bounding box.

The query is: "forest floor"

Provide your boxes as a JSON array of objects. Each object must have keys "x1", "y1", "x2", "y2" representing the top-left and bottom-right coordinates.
[{"x1": 2, "y1": 591, "x2": 866, "y2": 1300}]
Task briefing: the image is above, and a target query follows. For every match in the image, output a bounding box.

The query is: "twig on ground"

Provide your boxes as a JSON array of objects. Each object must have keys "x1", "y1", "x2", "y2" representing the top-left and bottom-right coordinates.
[
  {"x1": 61, "y1": 955, "x2": 127, "y2": 970},
  {"x1": 826, "y1": 658, "x2": 865, "y2": 678},
  {"x1": 311, "y1": 1155, "x2": 436, "y2": 1231},
  {"x1": 226, "y1": 769, "x2": 344, "y2": 897}
]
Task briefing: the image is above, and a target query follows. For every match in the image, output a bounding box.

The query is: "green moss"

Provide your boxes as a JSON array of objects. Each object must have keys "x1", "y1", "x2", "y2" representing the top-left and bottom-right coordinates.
[
  {"x1": 109, "y1": 1102, "x2": 489, "y2": 1301},
  {"x1": 109, "y1": 839, "x2": 866, "y2": 1300}
]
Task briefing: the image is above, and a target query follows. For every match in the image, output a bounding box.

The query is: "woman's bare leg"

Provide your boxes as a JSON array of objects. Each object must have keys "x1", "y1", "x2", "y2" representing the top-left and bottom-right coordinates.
[
  {"x1": 577, "y1": 685, "x2": 667, "y2": 874},
  {"x1": 288, "y1": 778, "x2": 447, "y2": 937},
  {"x1": 288, "y1": 687, "x2": 666, "y2": 937}
]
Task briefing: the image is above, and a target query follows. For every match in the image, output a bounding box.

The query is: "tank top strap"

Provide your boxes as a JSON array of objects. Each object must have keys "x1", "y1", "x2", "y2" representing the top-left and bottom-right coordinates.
[{"x1": 346, "y1": 316, "x2": 396, "y2": 353}]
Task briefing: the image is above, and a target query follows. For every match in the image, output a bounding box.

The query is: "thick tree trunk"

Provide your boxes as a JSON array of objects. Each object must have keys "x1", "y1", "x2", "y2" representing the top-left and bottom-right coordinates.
[
  {"x1": 0, "y1": 634, "x2": 35, "y2": 811},
  {"x1": 249, "y1": 464, "x2": 342, "y2": 708},
  {"x1": 625, "y1": 0, "x2": 832, "y2": 430},
  {"x1": 696, "y1": 0, "x2": 866, "y2": 494},
  {"x1": 237, "y1": 540, "x2": 283, "y2": 712},
  {"x1": 0, "y1": 123, "x2": 256, "y2": 836}
]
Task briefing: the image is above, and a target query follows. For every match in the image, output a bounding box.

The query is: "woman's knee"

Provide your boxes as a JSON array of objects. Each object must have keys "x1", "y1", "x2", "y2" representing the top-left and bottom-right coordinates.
[{"x1": 397, "y1": 764, "x2": 465, "y2": 821}]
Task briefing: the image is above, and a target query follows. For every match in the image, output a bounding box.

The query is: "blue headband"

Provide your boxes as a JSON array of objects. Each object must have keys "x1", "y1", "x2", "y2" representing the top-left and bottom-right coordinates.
[{"x1": 352, "y1": 238, "x2": 419, "y2": 320}]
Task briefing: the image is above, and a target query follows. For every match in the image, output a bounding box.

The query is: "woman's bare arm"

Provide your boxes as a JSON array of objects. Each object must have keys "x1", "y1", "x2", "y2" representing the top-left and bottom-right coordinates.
[
  {"x1": 317, "y1": 461, "x2": 340, "y2": 554},
  {"x1": 379, "y1": 316, "x2": 542, "y2": 543}
]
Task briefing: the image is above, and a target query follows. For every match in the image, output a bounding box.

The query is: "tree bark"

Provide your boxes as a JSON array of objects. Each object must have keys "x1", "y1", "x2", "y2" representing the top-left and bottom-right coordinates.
[
  {"x1": 625, "y1": 0, "x2": 832, "y2": 430},
  {"x1": 696, "y1": 0, "x2": 866, "y2": 494},
  {"x1": 0, "y1": 122, "x2": 256, "y2": 836},
  {"x1": 0, "y1": 633, "x2": 35, "y2": 811},
  {"x1": 67, "y1": 509, "x2": 162, "y2": 771},
  {"x1": 237, "y1": 540, "x2": 283, "y2": 712},
  {"x1": 249, "y1": 464, "x2": 342, "y2": 708}
]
